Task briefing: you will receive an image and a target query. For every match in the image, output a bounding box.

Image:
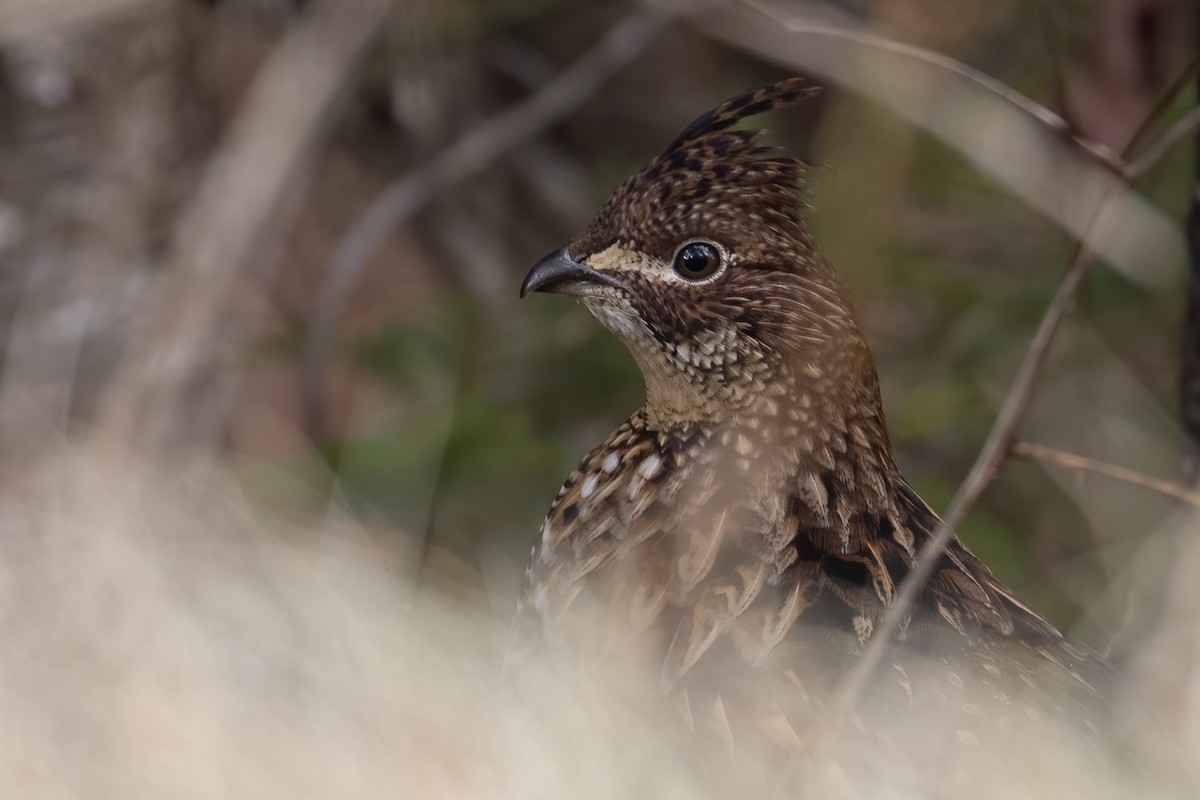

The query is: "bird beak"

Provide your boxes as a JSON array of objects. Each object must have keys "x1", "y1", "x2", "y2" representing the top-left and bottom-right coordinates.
[{"x1": 520, "y1": 248, "x2": 621, "y2": 298}]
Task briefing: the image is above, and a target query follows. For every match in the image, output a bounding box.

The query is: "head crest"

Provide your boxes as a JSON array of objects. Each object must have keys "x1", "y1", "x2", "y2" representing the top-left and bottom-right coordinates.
[
  {"x1": 663, "y1": 77, "x2": 820, "y2": 155},
  {"x1": 573, "y1": 78, "x2": 821, "y2": 267}
]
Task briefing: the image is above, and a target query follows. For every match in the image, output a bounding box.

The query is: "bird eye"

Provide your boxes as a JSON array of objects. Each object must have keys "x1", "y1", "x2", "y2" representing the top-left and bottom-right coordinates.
[{"x1": 672, "y1": 241, "x2": 723, "y2": 281}]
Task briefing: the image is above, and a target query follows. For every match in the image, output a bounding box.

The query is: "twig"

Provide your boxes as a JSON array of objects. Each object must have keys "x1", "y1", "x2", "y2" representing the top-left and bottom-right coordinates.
[
  {"x1": 1034, "y1": 0, "x2": 1080, "y2": 136},
  {"x1": 1126, "y1": 105, "x2": 1200, "y2": 181},
  {"x1": 300, "y1": 6, "x2": 672, "y2": 441},
  {"x1": 736, "y1": 0, "x2": 1125, "y2": 174},
  {"x1": 815, "y1": 196, "x2": 1120, "y2": 756},
  {"x1": 98, "y1": 0, "x2": 387, "y2": 451},
  {"x1": 816, "y1": 25, "x2": 1200, "y2": 749},
  {"x1": 1121, "y1": 51, "x2": 1200, "y2": 159},
  {"x1": 700, "y1": 0, "x2": 1183, "y2": 291},
  {"x1": 1013, "y1": 441, "x2": 1200, "y2": 508}
]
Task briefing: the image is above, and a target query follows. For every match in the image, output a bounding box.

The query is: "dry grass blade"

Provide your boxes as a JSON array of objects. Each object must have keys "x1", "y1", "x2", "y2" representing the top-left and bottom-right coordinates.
[{"x1": 693, "y1": 0, "x2": 1183, "y2": 290}]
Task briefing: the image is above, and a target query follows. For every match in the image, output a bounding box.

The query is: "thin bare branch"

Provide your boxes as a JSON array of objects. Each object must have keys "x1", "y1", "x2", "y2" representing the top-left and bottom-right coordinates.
[
  {"x1": 815, "y1": 5, "x2": 1200, "y2": 749},
  {"x1": 300, "y1": 6, "x2": 672, "y2": 441},
  {"x1": 1034, "y1": 0, "x2": 1079, "y2": 135},
  {"x1": 699, "y1": 0, "x2": 1183, "y2": 291},
  {"x1": 1121, "y1": 51, "x2": 1200, "y2": 159},
  {"x1": 1127, "y1": 105, "x2": 1200, "y2": 181},
  {"x1": 737, "y1": 0, "x2": 1124, "y2": 173},
  {"x1": 813, "y1": 197, "x2": 1121, "y2": 762},
  {"x1": 1013, "y1": 441, "x2": 1200, "y2": 508},
  {"x1": 98, "y1": 0, "x2": 387, "y2": 451}
]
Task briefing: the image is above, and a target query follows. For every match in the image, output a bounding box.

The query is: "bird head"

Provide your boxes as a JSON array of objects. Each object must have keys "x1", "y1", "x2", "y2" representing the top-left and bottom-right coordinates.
[{"x1": 522, "y1": 79, "x2": 880, "y2": 434}]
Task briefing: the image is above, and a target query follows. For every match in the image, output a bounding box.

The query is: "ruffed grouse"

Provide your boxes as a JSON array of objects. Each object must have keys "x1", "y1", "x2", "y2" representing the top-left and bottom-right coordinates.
[{"x1": 516, "y1": 78, "x2": 1114, "y2": 786}]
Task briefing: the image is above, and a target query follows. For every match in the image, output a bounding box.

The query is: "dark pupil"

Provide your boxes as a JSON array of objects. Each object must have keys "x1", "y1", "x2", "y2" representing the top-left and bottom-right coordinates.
[{"x1": 676, "y1": 243, "x2": 719, "y2": 279}]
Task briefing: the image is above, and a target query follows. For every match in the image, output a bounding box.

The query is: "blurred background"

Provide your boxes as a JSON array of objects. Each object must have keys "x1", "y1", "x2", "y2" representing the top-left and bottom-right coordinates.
[{"x1": 1, "y1": 0, "x2": 1199, "y2": 795}]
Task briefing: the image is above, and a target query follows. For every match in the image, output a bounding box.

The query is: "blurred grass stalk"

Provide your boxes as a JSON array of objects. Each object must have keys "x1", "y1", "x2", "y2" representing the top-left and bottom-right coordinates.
[
  {"x1": 96, "y1": 0, "x2": 387, "y2": 454},
  {"x1": 0, "y1": 440, "x2": 1176, "y2": 799}
]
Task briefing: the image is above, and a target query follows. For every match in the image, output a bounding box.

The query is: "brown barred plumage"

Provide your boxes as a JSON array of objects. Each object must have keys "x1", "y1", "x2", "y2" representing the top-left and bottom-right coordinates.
[{"x1": 516, "y1": 78, "x2": 1115, "y2": 789}]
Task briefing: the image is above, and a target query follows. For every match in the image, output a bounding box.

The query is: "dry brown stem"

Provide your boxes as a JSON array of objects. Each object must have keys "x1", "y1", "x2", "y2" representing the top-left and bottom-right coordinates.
[{"x1": 1013, "y1": 441, "x2": 1200, "y2": 509}]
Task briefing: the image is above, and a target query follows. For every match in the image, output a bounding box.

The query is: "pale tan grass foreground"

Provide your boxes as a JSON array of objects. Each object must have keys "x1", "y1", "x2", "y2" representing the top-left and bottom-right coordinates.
[{"x1": 0, "y1": 442, "x2": 1191, "y2": 799}]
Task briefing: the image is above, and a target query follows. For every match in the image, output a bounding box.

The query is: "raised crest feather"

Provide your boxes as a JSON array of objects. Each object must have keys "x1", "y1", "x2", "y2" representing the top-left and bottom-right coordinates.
[{"x1": 664, "y1": 78, "x2": 820, "y2": 154}]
